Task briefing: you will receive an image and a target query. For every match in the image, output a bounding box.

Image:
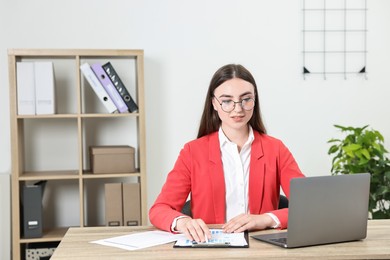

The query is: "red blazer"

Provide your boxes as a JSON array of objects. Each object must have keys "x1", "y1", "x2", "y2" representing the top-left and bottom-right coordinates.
[{"x1": 149, "y1": 131, "x2": 305, "y2": 232}]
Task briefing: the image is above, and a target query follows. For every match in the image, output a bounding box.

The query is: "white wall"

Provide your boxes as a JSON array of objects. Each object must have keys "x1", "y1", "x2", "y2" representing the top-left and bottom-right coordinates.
[
  {"x1": 1, "y1": 0, "x2": 390, "y2": 258},
  {"x1": 0, "y1": 175, "x2": 11, "y2": 260}
]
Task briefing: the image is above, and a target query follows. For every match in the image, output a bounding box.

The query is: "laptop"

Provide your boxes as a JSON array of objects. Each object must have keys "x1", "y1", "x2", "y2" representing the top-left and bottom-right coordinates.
[{"x1": 252, "y1": 173, "x2": 370, "y2": 248}]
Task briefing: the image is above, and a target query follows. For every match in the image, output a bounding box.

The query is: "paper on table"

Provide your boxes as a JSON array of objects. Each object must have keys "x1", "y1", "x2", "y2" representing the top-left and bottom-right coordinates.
[
  {"x1": 91, "y1": 230, "x2": 186, "y2": 251},
  {"x1": 174, "y1": 229, "x2": 247, "y2": 247}
]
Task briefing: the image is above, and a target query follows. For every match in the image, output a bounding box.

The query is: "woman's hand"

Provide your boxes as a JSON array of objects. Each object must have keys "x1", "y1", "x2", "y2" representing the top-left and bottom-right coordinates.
[
  {"x1": 176, "y1": 217, "x2": 211, "y2": 242},
  {"x1": 222, "y1": 213, "x2": 275, "y2": 233}
]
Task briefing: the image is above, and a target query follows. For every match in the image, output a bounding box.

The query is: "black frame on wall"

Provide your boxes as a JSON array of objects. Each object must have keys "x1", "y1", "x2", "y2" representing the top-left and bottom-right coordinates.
[{"x1": 302, "y1": 0, "x2": 368, "y2": 80}]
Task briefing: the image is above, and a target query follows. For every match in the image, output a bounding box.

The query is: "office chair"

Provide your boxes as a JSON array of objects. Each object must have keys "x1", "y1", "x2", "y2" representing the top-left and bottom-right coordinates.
[
  {"x1": 278, "y1": 194, "x2": 289, "y2": 209},
  {"x1": 181, "y1": 195, "x2": 289, "y2": 217},
  {"x1": 181, "y1": 200, "x2": 192, "y2": 217}
]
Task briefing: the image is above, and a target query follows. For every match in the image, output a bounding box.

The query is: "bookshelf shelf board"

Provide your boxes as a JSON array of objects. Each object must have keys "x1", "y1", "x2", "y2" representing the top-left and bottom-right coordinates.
[
  {"x1": 19, "y1": 171, "x2": 80, "y2": 181},
  {"x1": 80, "y1": 113, "x2": 139, "y2": 118},
  {"x1": 82, "y1": 172, "x2": 141, "y2": 179},
  {"x1": 16, "y1": 114, "x2": 80, "y2": 119},
  {"x1": 19, "y1": 228, "x2": 68, "y2": 243},
  {"x1": 8, "y1": 48, "x2": 144, "y2": 57}
]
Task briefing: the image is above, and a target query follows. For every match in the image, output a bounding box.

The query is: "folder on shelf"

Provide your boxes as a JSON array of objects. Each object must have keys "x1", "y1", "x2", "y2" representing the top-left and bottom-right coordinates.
[
  {"x1": 16, "y1": 62, "x2": 36, "y2": 115},
  {"x1": 105, "y1": 183, "x2": 123, "y2": 226},
  {"x1": 80, "y1": 63, "x2": 117, "y2": 114},
  {"x1": 122, "y1": 183, "x2": 141, "y2": 226},
  {"x1": 102, "y1": 62, "x2": 138, "y2": 113},
  {"x1": 91, "y1": 63, "x2": 128, "y2": 113},
  {"x1": 35, "y1": 62, "x2": 56, "y2": 115},
  {"x1": 21, "y1": 181, "x2": 47, "y2": 238}
]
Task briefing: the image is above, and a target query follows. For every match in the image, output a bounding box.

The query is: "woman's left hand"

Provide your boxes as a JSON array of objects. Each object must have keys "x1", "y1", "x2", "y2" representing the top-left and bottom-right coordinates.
[{"x1": 222, "y1": 213, "x2": 275, "y2": 233}]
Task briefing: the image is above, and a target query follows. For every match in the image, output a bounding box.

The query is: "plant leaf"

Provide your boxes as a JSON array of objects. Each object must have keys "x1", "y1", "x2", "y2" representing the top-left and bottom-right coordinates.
[
  {"x1": 343, "y1": 144, "x2": 362, "y2": 152},
  {"x1": 377, "y1": 186, "x2": 390, "y2": 196},
  {"x1": 328, "y1": 145, "x2": 339, "y2": 154},
  {"x1": 334, "y1": 125, "x2": 348, "y2": 131},
  {"x1": 385, "y1": 171, "x2": 390, "y2": 180},
  {"x1": 360, "y1": 149, "x2": 371, "y2": 160}
]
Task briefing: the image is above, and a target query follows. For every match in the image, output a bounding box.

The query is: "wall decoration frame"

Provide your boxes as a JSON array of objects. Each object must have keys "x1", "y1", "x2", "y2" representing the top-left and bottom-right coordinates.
[{"x1": 302, "y1": 0, "x2": 368, "y2": 79}]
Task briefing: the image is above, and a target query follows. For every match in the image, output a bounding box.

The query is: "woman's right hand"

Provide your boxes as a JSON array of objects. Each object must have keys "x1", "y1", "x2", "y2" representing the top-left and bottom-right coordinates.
[{"x1": 176, "y1": 217, "x2": 211, "y2": 243}]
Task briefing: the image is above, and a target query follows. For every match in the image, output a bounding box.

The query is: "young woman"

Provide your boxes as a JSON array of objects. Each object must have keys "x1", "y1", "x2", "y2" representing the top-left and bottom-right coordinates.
[{"x1": 149, "y1": 64, "x2": 305, "y2": 242}]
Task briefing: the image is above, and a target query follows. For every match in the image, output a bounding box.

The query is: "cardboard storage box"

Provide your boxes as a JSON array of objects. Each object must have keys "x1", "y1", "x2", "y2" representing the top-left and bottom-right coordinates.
[
  {"x1": 90, "y1": 145, "x2": 135, "y2": 174},
  {"x1": 25, "y1": 242, "x2": 59, "y2": 260},
  {"x1": 104, "y1": 182, "x2": 141, "y2": 227},
  {"x1": 105, "y1": 183, "x2": 123, "y2": 226},
  {"x1": 123, "y1": 183, "x2": 141, "y2": 226}
]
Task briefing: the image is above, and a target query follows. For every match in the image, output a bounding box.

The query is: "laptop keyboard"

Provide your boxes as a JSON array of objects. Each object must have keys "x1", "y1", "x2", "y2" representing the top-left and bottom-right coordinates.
[{"x1": 270, "y1": 237, "x2": 287, "y2": 244}]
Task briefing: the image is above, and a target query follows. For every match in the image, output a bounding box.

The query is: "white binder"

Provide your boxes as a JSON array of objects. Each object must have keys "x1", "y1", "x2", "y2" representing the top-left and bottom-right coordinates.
[
  {"x1": 16, "y1": 62, "x2": 36, "y2": 115},
  {"x1": 35, "y1": 62, "x2": 55, "y2": 115},
  {"x1": 80, "y1": 63, "x2": 117, "y2": 113}
]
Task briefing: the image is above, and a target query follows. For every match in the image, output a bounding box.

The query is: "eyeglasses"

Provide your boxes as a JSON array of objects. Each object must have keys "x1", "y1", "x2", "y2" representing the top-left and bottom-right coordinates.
[{"x1": 213, "y1": 96, "x2": 255, "y2": 113}]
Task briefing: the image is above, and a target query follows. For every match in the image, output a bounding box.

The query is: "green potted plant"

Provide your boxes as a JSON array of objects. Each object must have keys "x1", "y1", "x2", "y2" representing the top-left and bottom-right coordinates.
[{"x1": 327, "y1": 125, "x2": 390, "y2": 219}]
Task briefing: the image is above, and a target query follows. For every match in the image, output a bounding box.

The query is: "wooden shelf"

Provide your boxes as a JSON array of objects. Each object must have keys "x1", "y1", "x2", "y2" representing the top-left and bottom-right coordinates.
[
  {"x1": 8, "y1": 48, "x2": 144, "y2": 57},
  {"x1": 9, "y1": 49, "x2": 147, "y2": 260},
  {"x1": 16, "y1": 113, "x2": 141, "y2": 119},
  {"x1": 19, "y1": 171, "x2": 79, "y2": 181},
  {"x1": 16, "y1": 114, "x2": 80, "y2": 119},
  {"x1": 19, "y1": 228, "x2": 69, "y2": 243},
  {"x1": 82, "y1": 172, "x2": 141, "y2": 179},
  {"x1": 80, "y1": 113, "x2": 139, "y2": 118}
]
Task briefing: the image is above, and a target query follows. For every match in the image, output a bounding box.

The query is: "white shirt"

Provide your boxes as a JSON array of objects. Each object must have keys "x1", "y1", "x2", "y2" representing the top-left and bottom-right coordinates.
[
  {"x1": 219, "y1": 127, "x2": 253, "y2": 221},
  {"x1": 219, "y1": 127, "x2": 280, "y2": 227}
]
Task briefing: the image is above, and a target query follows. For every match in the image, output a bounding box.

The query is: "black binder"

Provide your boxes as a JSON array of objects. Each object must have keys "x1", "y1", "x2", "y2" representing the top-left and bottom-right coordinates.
[
  {"x1": 102, "y1": 62, "x2": 138, "y2": 112},
  {"x1": 21, "y1": 181, "x2": 47, "y2": 238}
]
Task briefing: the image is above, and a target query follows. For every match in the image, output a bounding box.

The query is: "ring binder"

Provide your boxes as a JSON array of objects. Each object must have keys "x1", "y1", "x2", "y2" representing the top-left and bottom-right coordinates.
[{"x1": 103, "y1": 62, "x2": 138, "y2": 112}]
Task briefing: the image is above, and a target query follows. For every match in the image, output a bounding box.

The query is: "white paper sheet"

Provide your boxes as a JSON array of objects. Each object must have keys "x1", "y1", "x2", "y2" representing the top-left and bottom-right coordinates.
[{"x1": 91, "y1": 230, "x2": 186, "y2": 251}]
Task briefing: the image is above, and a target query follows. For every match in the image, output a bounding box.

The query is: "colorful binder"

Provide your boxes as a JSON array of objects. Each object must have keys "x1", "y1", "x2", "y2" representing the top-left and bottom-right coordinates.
[
  {"x1": 80, "y1": 63, "x2": 117, "y2": 114},
  {"x1": 102, "y1": 62, "x2": 138, "y2": 112},
  {"x1": 91, "y1": 63, "x2": 128, "y2": 113}
]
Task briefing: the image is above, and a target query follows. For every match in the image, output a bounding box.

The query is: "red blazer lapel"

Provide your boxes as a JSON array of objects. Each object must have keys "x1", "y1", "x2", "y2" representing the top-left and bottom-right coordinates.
[
  {"x1": 208, "y1": 132, "x2": 226, "y2": 223},
  {"x1": 249, "y1": 132, "x2": 265, "y2": 214}
]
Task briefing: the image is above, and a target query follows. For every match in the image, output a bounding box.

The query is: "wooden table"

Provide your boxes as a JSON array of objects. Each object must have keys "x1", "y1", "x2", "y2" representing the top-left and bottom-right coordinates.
[{"x1": 51, "y1": 220, "x2": 390, "y2": 259}]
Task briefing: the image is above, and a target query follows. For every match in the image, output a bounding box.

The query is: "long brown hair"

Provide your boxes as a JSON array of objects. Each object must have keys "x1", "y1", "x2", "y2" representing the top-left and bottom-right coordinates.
[{"x1": 197, "y1": 64, "x2": 266, "y2": 138}]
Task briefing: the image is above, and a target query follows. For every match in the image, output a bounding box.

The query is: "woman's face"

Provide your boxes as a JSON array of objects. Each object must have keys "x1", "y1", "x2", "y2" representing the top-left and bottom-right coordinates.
[{"x1": 212, "y1": 78, "x2": 255, "y2": 134}]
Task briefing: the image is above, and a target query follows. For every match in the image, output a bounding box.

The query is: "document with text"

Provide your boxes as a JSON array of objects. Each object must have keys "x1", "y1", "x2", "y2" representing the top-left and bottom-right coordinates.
[
  {"x1": 174, "y1": 229, "x2": 248, "y2": 248},
  {"x1": 91, "y1": 230, "x2": 186, "y2": 251}
]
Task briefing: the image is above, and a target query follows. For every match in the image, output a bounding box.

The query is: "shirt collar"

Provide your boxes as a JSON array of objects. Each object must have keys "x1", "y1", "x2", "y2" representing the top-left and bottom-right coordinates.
[{"x1": 218, "y1": 126, "x2": 254, "y2": 149}]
